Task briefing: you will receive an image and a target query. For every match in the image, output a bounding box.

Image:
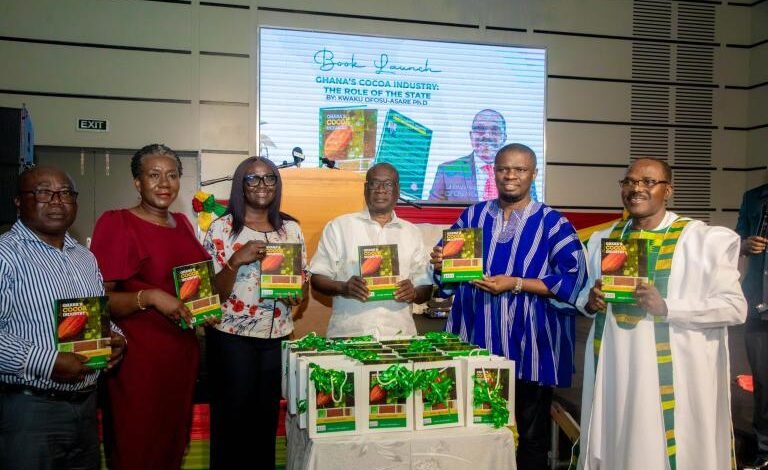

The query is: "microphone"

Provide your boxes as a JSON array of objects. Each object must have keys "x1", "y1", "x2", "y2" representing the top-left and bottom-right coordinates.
[
  {"x1": 320, "y1": 157, "x2": 339, "y2": 170},
  {"x1": 277, "y1": 147, "x2": 305, "y2": 169},
  {"x1": 292, "y1": 147, "x2": 305, "y2": 167}
]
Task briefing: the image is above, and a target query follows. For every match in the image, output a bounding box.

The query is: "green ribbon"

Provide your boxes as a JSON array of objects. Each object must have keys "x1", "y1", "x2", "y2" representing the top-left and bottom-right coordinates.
[
  {"x1": 375, "y1": 364, "x2": 415, "y2": 400},
  {"x1": 340, "y1": 347, "x2": 379, "y2": 362},
  {"x1": 473, "y1": 374, "x2": 509, "y2": 428},
  {"x1": 407, "y1": 339, "x2": 434, "y2": 353},
  {"x1": 413, "y1": 368, "x2": 455, "y2": 407},
  {"x1": 424, "y1": 331, "x2": 459, "y2": 344},
  {"x1": 336, "y1": 335, "x2": 375, "y2": 343},
  {"x1": 296, "y1": 399, "x2": 308, "y2": 414},
  {"x1": 293, "y1": 332, "x2": 329, "y2": 351},
  {"x1": 203, "y1": 194, "x2": 227, "y2": 217},
  {"x1": 309, "y1": 363, "x2": 352, "y2": 403}
]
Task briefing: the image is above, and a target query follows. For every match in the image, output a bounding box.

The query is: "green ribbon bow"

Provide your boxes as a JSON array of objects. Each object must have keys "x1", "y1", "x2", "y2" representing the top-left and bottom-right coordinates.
[
  {"x1": 296, "y1": 399, "x2": 308, "y2": 414},
  {"x1": 309, "y1": 363, "x2": 352, "y2": 403},
  {"x1": 407, "y1": 339, "x2": 434, "y2": 353},
  {"x1": 202, "y1": 195, "x2": 227, "y2": 217},
  {"x1": 376, "y1": 364, "x2": 415, "y2": 400},
  {"x1": 294, "y1": 332, "x2": 329, "y2": 351},
  {"x1": 424, "y1": 331, "x2": 459, "y2": 345},
  {"x1": 473, "y1": 373, "x2": 510, "y2": 428},
  {"x1": 413, "y1": 368, "x2": 455, "y2": 407}
]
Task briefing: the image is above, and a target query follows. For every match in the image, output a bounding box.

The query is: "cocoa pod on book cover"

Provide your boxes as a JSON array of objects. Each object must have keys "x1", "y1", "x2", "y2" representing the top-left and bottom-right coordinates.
[
  {"x1": 323, "y1": 128, "x2": 354, "y2": 159},
  {"x1": 369, "y1": 384, "x2": 387, "y2": 404},
  {"x1": 261, "y1": 253, "x2": 285, "y2": 273},
  {"x1": 442, "y1": 239, "x2": 465, "y2": 258},
  {"x1": 360, "y1": 256, "x2": 383, "y2": 277},
  {"x1": 601, "y1": 252, "x2": 627, "y2": 273},
  {"x1": 179, "y1": 277, "x2": 201, "y2": 301},
  {"x1": 316, "y1": 391, "x2": 332, "y2": 407},
  {"x1": 58, "y1": 315, "x2": 87, "y2": 341}
]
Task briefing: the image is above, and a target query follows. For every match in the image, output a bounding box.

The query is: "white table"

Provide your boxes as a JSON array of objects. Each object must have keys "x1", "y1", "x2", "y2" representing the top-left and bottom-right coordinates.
[{"x1": 286, "y1": 415, "x2": 517, "y2": 470}]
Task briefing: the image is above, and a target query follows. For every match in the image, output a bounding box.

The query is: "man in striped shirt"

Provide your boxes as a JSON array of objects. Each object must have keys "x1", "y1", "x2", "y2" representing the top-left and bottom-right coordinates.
[
  {"x1": 431, "y1": 143, "x2": 587, "y2": 470},
  {"x1": 0, "y1": 166, "x2": 125, "y2": 469}
]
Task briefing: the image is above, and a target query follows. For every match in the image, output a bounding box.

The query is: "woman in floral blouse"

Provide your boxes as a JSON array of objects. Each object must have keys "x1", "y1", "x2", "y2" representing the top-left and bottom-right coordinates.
[{"x1": 203, "y1": 156, "x2": 307, "y2": 470}]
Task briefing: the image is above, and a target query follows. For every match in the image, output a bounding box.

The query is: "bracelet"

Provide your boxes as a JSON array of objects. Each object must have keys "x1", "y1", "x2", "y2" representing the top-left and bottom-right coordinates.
[
  {"x1": 511, "y1": 277, "x2": 523, "y2": 295},
  {"x1": 136, "y1": 290, "x2": 147, "y2": 310},
  {"x1": 225, "y1": 260, "x2": 236, "y2": 272}
]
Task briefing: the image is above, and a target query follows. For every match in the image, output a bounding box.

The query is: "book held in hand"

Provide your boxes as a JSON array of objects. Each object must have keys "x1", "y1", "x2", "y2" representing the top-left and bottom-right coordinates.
[
  {"x1": 260, "y1": 243, "x2": 304, "y2": 299},
  {"x1": 358, "y1": 244, "x2": 399, "y2": 301},
  {"x1": 600, "y1": 238, "x2": 651, "y2": 303},
  {"x1": 55, "y1": 296, "x2": 111, "y2": 369},
  {"x1": 172, "y1": 260, "x2": 222, "y2": 328},
  {"x1": 441, "y1": 228, "x2": 483, "y2": 282}
]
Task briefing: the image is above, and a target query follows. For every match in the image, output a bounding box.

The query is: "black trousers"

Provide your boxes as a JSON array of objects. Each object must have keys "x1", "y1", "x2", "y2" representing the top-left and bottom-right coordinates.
[
  {"x1": 746, "y1": 315, "x2": 768, "y2": 458},
  {"x1": 206, "y1": 328, "x2": 286, "y2": 470},
  {"x1": 515, "y1": 379, "x2": 553, "y2": 470},
  {"x1": 0, "y1": 389, "x2": 99, "y2": 470}
]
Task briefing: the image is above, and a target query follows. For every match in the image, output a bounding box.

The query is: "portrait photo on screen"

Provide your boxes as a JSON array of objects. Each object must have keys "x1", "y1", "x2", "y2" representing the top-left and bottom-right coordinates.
[{"x1": 258, "y1": 27, "x2": 546, "y2": 204}]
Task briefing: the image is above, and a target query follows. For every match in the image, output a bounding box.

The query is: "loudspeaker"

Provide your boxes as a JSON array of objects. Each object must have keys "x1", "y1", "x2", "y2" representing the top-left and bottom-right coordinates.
[{"x1": 0, "y1": 107, "x2": 22, "y2": 226}]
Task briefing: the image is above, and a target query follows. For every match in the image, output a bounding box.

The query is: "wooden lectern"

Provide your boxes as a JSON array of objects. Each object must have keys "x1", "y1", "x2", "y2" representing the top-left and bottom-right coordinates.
[{"x1": 279, "y1": 167, "x2": 366, "y2": 337}]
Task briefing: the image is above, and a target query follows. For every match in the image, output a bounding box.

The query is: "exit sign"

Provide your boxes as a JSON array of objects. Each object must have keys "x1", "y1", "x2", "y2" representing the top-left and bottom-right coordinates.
[{"x1": 77, "y1": 119, "x2": 109, "y2": 132}]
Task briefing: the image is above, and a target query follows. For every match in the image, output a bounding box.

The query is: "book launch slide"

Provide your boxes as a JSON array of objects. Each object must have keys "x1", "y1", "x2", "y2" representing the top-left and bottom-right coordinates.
[{"x1": 259, "y1": 27, "x2": 547, "y2": 203}]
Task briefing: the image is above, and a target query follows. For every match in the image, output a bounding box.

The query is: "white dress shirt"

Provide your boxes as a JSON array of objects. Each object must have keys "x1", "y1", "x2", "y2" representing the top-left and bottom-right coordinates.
[{"x1": 309, "y1": 209, "x2": 433, "y2": 338}]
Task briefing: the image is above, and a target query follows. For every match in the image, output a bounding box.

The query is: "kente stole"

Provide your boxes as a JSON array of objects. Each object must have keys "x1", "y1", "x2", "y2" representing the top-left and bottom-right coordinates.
[{"x1": 592, "y1": 217, "x2": 689, "y2": 470}]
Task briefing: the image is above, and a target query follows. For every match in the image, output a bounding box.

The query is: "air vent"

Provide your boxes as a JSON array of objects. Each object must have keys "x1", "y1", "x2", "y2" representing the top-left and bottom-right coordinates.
[
  {"x1": 632, "y1": 43, "x2": 672, "y2": 81},
  {"x1": 670, "y1": 169, "x2": 711, "y2": 209},
  {"x1": 632, "y1": 85, "x2": 670, "y2": 122},
  {"x1": 675, "y1": 46, "x2": 714, "y2": 83},
  {"x1": 673, "y1": 129, "x2": 712, "y2": 165},
  {"x1": 633, "y1": 0, "x2": 672, "y2": 39},
  {"x1": 676, "y1": 3, "x2": 715, "y2": 42},
  {"x1": 630, "y1": 129, "x2": 670, "y2": 159},
  {"x1": 673, "y1": 88, "x2": 713, "y2": 125}
]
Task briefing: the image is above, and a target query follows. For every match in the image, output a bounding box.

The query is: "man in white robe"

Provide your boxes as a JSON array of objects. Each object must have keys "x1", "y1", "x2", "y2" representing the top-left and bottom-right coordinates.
[{"x1": 576, "y1": 158, "x2": 747, "y2": 470}]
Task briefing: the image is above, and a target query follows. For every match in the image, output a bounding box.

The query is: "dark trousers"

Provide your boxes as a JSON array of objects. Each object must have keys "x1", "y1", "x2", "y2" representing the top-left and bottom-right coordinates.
[
  {"x1": 206, "y1": 327, "x2": 285, "y2": 470},
  {"x1": 747, "y1": 316, "x2": 768, "y2": 457},
  {"x1": 0, "y1": 389, "x2": 99, "y2": 470},
  {"x1": 515, "y1": 379, "x2": 553, "y2": 470}
]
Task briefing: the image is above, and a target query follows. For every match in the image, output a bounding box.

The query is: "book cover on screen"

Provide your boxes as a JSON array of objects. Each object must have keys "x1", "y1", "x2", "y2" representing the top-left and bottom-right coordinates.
[
  {"x1": 318, "y1": 107, "x2": 378, "y2": 172},
  {"x1": 172, "y1": 260, "x2": 222, "y2": 328},
  {"x1": 374, "y1": 109, "x2": 433, "y2": 200},
  {"x1": 600, "y1": 238, "x2": 651, "y2": 303},
  {"x1": 260, "y1": 243, "x2": 303, "y2": 299},
  {"x1": 55, "y1": 296, "x2": 111, "y2": 369},
  {"x1": 358, "y1": 244, "x2": 399, "y2": 301},
  {"x1": 440, "y1": 228, "x2": 483, "y2": 282}
]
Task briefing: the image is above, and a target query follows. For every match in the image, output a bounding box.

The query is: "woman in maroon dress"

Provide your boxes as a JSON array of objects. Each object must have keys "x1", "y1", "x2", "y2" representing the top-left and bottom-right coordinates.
[{"x1": 90, "y1": 144, "x2": 215, "y2": 469}]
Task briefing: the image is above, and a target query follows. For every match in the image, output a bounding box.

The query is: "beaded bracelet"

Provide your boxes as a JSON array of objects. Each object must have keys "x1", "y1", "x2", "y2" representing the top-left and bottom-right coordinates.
[
  {"x1": 136, "y1": 289, "x2": 147, "y2": 310},
  {"x1": 511, "y1": 277, "x2": 523, "y2": 295}
]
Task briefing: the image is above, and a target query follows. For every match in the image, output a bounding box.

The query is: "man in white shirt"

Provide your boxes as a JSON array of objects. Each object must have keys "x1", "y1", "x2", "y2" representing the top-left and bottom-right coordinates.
[{"x1": 309, "y1": 163, "x2": 433, "y2": 337}]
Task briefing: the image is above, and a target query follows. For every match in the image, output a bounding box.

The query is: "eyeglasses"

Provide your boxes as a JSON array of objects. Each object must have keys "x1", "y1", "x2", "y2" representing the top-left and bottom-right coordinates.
[
  {"x1": 20, "y1": 189, "x2": 79, "y2": 204},
  {"x1": 618, "y1": 178, "x2": 670, "y2": 190},
  {"x1": 495, "y1": 166, "x2": 530, "y2": 175},
  {"x1": 366, "y1": 180, "x2": 396, "y2": 192},
  {"x1": 471, "y1": 125, "x2": 504, "y2": 136},
  {"x1": 243, "y1": 173, "x2": 277, "y2": 187}
]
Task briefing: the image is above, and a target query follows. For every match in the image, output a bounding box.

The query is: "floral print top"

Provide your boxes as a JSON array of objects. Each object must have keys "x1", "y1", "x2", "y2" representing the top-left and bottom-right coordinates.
[{"x1": 203, "y1": 214, "x2": 306, "y2": 338}]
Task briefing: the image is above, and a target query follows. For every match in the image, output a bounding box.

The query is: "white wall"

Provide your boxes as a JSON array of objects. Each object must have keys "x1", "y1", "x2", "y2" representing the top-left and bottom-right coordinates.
[{"x1": 1, "y1": 0, "x2": 766, "y2": 227}]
